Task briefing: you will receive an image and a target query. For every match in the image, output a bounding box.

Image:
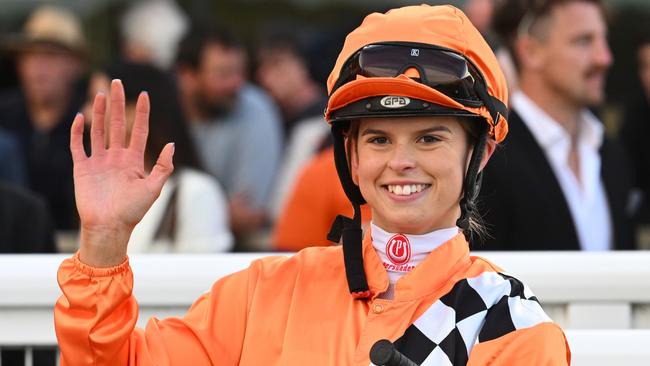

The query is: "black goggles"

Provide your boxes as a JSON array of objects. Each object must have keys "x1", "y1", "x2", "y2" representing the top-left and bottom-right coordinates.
[{"x1": 331, "y1": 42, "x2": 486, "y2": 108}]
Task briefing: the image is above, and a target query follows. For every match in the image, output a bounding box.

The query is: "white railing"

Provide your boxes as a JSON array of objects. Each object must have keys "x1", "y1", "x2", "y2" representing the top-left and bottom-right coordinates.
[{"x1": 2, "y1": 251, "x2": 650, "y2": 365}]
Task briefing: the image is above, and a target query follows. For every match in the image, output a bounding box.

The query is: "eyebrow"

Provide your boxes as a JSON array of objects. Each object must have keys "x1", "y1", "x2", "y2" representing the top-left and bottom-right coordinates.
[{"x1": 360, "y1": 126, "x2": 452, "y2": 136}]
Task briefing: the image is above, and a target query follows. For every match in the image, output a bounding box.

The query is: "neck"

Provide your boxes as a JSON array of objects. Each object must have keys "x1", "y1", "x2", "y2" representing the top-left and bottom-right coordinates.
[
  {"x1": 181, "y1": 92, "x2": 203, "y2": 124},
  {"x1": 28, "y1": 95, "x2": 69, "y2": 131},
  {"x1": 519, "y1": 77, "x2": 581, "y2": 139}
]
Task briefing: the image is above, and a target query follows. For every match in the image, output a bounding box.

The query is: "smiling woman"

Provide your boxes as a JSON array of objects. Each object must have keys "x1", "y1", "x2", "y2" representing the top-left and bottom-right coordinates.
[
  {"x1": 351, "y1": 117, "x2": 486, "y2": 234},
  {"x1": 54, "y1": 4, "x2": 569, "y2": 366},
  {"x1": 346, "y1": 116, "x2": 490, "y2": 237}
]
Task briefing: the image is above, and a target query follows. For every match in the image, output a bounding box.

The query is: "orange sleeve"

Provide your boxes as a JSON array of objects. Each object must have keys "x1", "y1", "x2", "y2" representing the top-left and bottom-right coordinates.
[
  {"x1": 54, "y1": 253, "x2": 252, "y2": 366},
  {"x1": 468, "y1": 322, "x2": 571, "y2": 366}
]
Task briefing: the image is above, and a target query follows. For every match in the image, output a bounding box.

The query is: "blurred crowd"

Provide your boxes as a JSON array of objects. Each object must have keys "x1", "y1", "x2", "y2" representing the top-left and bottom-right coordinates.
[{"x1": 1, "y1": 0, "x2": 650, "y2": 259}]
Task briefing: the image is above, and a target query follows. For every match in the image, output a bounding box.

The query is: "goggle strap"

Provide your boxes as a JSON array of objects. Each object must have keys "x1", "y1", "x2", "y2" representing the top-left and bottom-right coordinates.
[
  {"x1": 491, "y1": 95, "x2": 508, "y2": 125},
  {"x1": 473, "y1": 80, "x2": 508, "y2": 126}
]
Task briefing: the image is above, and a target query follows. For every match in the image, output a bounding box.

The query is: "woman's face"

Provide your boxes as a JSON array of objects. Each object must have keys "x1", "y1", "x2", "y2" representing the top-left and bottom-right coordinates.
[{"x1": 351, "y1": 116, "x2": 494, "y2": 234}]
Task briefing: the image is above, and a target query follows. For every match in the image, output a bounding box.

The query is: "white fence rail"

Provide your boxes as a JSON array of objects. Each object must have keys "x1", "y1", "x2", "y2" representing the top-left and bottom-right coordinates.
[{"x1": 2, "y1": 251, "x2": 650, "y2": 365}]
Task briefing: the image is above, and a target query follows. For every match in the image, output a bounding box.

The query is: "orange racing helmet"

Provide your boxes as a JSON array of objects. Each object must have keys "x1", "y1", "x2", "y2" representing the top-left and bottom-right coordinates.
[{"x1": 325, "y1": 4, "x2": 508, "y2": 141}]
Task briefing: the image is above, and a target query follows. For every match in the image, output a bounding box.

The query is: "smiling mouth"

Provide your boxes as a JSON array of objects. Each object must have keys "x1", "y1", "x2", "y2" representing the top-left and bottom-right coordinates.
[{"x1": 384, "y1": 184, "x2": 431, "y2": 196}]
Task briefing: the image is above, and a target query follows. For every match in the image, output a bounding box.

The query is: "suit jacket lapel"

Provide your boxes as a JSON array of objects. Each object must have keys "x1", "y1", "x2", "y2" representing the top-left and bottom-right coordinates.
[{"x1": 507, "y1": 110, "x2": 581, "y2": 249}]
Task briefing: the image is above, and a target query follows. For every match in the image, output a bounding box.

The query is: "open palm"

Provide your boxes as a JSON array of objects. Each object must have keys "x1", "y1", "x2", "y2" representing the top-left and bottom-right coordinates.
[{"x1": 70, "y1": 80, "x2": 174, "y2": 266}]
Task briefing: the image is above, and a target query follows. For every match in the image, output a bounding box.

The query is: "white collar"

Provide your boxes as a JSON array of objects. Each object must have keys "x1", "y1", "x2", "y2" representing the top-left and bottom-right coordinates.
[
  {"x1": 370, "y1": 222, "x2": 459, "y2": 283},
  {"x1": 511, "y1": 91, "x2": 604, "y2": 152}
]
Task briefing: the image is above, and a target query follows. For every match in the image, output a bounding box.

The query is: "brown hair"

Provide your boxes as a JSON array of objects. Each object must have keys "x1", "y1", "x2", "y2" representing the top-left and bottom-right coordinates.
[{"x1": 493, "y1": 0, "x2": 604, "y2": 72}]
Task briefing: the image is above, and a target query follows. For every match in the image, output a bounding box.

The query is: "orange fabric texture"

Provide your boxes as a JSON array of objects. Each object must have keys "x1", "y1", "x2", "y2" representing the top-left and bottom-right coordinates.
[
  {"x1": 55, "y1": 232, "x2": 570, "y2": 365},
  {"x1": 324, "y1": 5, "x2": 509, "y2": 142},
  {"x1": 273, "y1": 147, "x2": 372, "y2": 251}
]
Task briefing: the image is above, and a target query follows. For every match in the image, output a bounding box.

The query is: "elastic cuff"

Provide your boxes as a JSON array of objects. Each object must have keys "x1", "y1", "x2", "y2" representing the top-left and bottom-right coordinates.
[{"x1": 72, "y1": 251, "x2": 130, "y2": 277}]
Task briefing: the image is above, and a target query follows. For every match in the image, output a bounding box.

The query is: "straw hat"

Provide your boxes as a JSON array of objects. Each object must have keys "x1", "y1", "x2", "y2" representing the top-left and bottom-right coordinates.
[{"x1": 5, "y1": 6, "x2": 86, "y2": 57}]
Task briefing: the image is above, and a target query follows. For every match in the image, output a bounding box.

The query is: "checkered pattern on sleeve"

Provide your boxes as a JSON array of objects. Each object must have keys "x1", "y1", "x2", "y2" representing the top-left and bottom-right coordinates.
[{"x1": 389, "y1": 272, "x2": 550, "y2": 366}]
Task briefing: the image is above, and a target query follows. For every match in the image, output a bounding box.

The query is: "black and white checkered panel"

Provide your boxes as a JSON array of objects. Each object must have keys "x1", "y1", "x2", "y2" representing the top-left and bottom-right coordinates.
[{"x1": 384, "y1": 271, "x2": 550, "y2": 366}]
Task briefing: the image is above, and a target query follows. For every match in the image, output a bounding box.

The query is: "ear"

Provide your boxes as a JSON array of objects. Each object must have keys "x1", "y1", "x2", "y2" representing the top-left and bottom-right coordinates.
[
  {"x1": 176, "y1": 65, "x2": 198, "y2": 91},
  {"x1": 515, "y1": 35, "x2": 545, "y2": 72},
  {"x1": 479, "y1": 139, "x2": 497, "y2": 172}
]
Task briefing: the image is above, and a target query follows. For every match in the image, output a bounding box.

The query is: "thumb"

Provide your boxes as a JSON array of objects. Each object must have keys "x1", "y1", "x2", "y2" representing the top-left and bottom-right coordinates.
[{"x1": 146, "y1": 143, "x2": 175, "y2": 196}]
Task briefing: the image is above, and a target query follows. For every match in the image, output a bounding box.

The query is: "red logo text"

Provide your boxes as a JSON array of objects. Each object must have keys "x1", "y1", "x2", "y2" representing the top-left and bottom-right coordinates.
[{"x1": 386, "y1": 234, "x2": 411, "y2": 265}]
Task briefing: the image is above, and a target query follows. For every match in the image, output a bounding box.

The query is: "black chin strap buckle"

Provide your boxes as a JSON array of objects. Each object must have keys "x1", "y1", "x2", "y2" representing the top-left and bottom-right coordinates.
[
  {"x1": 327, "y1": 215, "x2": 350, "y2": 243},
  {"x1": 327, "y1": 207, "x2": 371, "y2": 299}
]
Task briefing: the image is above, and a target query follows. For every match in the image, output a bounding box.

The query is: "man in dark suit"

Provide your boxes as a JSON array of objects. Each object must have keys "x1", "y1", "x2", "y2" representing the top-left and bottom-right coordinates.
[{"x1": 477, "y1": 0, "x2": 635, "y2": 251}]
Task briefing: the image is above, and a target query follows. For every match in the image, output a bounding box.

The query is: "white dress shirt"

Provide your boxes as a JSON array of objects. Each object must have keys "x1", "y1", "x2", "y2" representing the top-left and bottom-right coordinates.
[{"x1": 511, "y1": 91, "x2": 612, "y2": 251}]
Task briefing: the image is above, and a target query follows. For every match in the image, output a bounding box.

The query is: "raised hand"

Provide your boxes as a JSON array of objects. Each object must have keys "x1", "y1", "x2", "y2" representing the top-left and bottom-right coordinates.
[{"x1": 70, "y1": 79, "x2": 174, "y2": 267}]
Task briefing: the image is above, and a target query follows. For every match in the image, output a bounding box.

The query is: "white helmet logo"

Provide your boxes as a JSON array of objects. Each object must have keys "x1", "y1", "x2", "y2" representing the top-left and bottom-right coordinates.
[
  {"x1": 380, "y1": 96, "x2": 411, "y2": 109},
  {"x1": 411, "y1": 48, "x2": 420, "y2": 56}
]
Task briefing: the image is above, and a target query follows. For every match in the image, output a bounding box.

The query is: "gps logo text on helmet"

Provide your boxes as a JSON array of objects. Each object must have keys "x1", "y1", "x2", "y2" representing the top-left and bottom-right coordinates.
[
  {"x1": 386, "y1": 234, "x2": 411, "y2": 265},
  {"x1": 380, "y1": 96, "x2": 411, "y2": 109}
]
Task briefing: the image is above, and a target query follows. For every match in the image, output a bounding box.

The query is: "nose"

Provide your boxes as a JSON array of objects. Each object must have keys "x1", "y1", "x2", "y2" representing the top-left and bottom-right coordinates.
[
  {"x1": 594, "y1": 36, "x2": 613, "y2": 68},
  {"x1": 387, "y1": 142, "x2": 416, "y2": 172}
]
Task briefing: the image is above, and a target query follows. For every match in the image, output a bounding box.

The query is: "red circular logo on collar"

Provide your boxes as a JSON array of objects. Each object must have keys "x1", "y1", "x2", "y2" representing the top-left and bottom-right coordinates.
[{"x1": 386, "y1": 234, "x2": 411, "y2": 265}]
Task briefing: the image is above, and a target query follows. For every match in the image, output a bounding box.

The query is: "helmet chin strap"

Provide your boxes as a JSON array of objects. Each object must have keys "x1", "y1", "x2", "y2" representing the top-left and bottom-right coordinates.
[{"x1": 328, "y1": 123, "x2": 371, "y2": 299}]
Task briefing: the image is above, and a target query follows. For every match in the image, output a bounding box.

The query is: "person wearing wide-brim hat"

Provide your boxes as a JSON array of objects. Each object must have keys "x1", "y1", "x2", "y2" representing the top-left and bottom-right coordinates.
[
  {"x1": 4, "y1": 6, "x2": 87, "y2": 57},
  {"x1": 55, "y1": 5, "x2": 570, "y2": 365},
  {"x1": 0, "y1": 5, "x2": 87, "y2": 231}
]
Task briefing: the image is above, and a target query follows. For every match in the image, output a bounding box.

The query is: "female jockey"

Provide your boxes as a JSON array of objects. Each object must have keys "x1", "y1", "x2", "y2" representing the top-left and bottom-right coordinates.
[{"x1": 56, "y1": 4, "x2": 570, "y2": 365}]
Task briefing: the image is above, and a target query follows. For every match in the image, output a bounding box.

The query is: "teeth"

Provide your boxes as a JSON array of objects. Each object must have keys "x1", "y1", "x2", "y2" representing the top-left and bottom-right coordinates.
[{"x1": 387, "y1": 184, "x2": 429, "y2": 196}]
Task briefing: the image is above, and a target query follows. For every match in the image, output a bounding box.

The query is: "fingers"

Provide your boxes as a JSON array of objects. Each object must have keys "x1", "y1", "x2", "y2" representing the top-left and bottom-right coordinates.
[
  {"x1": 146, "y1": 143, "x2": 175, "y2": 196},
  {"x1": 128, "y1": 91, "x2": 149, "y2": 155},
  {"x1": 91, "y1": 92, "x2": 107, "y2": 154},
  {"x1": 70, "y1": 113, "x2": 88, "y2": 164},
  {"x1": 109, "y1": 79, "x2": 127, "y2": 149}
]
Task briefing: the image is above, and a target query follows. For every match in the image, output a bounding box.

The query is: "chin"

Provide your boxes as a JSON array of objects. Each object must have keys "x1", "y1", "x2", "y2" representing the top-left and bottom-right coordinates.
[{"x1": 379, "y1": 213, "x2": 436, "y2": 234}]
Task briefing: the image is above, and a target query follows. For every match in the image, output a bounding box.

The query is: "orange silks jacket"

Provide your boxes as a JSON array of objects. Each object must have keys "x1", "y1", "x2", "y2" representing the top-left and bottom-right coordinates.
[{"x1": 55, "y1": 231, "x2": 570, "y2": 365}]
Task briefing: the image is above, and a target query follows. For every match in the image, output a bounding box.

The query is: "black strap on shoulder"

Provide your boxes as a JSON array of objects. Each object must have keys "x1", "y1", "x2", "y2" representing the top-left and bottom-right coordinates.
[
  {"x1": 328, "y1": 123, "x2": 370, "y2": 299},
  {"x1": 341, "y1": 203, "x2": 370, "y2": 298}
]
